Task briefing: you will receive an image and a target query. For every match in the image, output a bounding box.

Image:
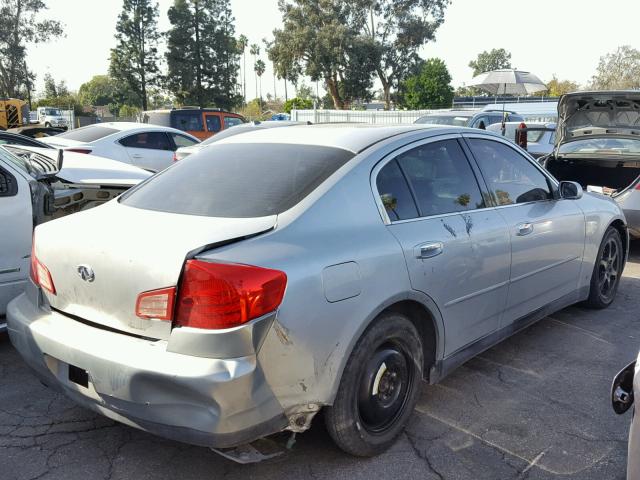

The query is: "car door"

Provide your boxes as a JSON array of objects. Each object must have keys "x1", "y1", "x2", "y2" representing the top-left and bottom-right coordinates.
[
  {"x1": 120, "y1": 131, "x2": 174, "y2": 172},
  {"x1": 0, "y1": 158, "x2": 33, "y2": 315},
  {"x1": 464, "y1": 135, "x2": 585, "y2": 324},
  {"x1": 373, "y1": 136, "x2": 511, "y2": 356}
]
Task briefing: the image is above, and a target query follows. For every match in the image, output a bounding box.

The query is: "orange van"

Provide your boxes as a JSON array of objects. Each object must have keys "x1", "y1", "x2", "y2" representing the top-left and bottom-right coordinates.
[{"x1": 141, "y1": 108, "x2": 246, "y2": 141}]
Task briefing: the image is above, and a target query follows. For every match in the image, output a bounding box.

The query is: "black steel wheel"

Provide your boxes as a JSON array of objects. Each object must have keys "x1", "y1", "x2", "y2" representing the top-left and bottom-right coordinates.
[{"x1": 325, "y1": 312, "x2": 423, "y2": 457}]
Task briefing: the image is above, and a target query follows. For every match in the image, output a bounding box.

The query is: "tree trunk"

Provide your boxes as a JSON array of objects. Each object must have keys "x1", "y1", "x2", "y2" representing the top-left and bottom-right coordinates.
[
  {"x1": 284, "y1": 77, "x2": 288, "y2": 102},
  {"x1": 194, "y1": 1, "x2": 202, "y2": 107},
  {"x1": 326, "y1": 76, "x2": 344, "y2": 110}
]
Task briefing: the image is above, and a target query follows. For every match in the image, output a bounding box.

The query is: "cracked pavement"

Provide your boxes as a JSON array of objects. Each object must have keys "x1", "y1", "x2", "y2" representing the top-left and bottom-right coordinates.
[{"x1": 2, "y1": 243, "x2": 640, "y2": 480}]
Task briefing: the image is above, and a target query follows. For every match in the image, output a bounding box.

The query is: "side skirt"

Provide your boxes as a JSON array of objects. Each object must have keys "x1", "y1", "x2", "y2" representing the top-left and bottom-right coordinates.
[{"x1": 428, "y1": 286, "x2": 589, "y2": 384}]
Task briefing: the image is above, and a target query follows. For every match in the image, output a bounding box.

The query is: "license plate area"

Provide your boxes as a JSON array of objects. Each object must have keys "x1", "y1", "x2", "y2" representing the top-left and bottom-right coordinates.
[{"x1": 68, "y1": 364, "x2": 89, "y2": 388}]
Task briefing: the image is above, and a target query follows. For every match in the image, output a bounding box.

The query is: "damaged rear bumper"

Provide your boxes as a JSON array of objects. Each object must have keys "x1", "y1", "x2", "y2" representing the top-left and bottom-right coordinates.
[{"x1": 6, "y1": 291, "x2": 287, "y2": 448}]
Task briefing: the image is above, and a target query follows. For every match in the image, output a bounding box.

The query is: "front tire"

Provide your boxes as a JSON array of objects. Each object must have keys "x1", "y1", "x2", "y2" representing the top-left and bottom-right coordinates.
[
  {"x1": 325, "y1": 312, "x2": 423, "y2": 457},
  {"x1": 585, "y1": 226, "x2": 623, "y2": 309}
]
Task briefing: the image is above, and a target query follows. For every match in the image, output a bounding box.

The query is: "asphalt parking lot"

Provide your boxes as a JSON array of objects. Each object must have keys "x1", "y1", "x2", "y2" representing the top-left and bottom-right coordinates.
[{"x1": 2, "y1": 243, "x2": 639, "y2": 480}]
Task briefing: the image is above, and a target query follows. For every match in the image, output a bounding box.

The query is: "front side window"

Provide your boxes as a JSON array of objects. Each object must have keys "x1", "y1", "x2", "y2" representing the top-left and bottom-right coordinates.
[
  {"x1": 469, "y1": 138, "x2": 552, "y2": 205},
  {"x1": 397, "y1": 139, "x2": 485, "y2": 217},
  {"x1": 120, "y1": 132, "x2": 171, "y2": 151},
  {"x1": 224, "y1": 116, "x2": 244, "y2": 129}
]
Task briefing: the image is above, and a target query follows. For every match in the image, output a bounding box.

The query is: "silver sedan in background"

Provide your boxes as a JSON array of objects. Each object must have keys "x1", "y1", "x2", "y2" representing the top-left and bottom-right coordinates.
[{"x1": 7, "y1": 125, "x2": 627, "y2": 459}]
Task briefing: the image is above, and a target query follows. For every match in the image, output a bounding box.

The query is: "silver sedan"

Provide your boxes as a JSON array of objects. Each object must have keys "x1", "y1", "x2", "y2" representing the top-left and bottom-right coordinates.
[{"x1": 7, "y1": 125, "x2": 628, "y2": 458}]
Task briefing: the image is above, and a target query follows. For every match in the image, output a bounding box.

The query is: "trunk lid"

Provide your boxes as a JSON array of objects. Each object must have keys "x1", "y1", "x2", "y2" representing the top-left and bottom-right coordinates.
[
  {"x1": 34, "y1": 201, "x2": 276, "y2": 340},
  {"x1": 556, "y1": 91, "x2": 640, "y2": 148}
]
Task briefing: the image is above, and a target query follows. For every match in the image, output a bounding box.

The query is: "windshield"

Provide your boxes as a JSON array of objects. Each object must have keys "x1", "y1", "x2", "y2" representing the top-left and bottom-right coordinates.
[
  {"x1": 558, "y1": 138, "x2": 640, "y2": 156},
  {"x1": 44, "y1": 108, "x2": 62, "y2": 116},
  {"x1": 415, "y1": 115, "x2": 471, "y2": 126},
  {"x1": 55, "y1": 125, "x2": 119, "y2": 142},
  {"x1": 121, "y1": 143, "x2": 354, "y2": 217}
]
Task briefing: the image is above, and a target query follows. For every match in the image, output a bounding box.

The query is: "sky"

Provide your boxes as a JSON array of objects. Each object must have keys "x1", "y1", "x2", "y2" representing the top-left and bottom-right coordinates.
[{"x1": 27, "y1": 0, "x2": 640, "y2": 101}]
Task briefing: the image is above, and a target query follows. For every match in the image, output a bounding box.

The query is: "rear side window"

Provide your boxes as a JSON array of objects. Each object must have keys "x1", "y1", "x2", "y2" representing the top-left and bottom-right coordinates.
[
  {"x1": 397, "y1": 139, "x2": 484, "y2": 216},
  {"x1": 55, "y1": 126, "x2": 118, "y2": 142},
  {"x1": 120, "y1": 132, "x2": 171, "y2": 150},
  {"x1": 469, "y1": 139, "x2": 552, "y2": 205},
  {"x1": 172, "y1": 112, "x2": 204, "y2": 132},
  {"x1": 376, "y1": 160, "x2": 419, "y2": 221},
  {"x1": 171, "y1": 133, "x2": 198, "y2": 148},
  {"x1": 121, "y1": 143, "x2": 354, "y2": 217}
]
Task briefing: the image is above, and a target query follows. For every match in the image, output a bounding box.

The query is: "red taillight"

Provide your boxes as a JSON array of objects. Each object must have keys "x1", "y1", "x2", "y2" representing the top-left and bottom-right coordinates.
[
  {"x1": 174, "y1": 260, "x2": 287, "y2": 330},
  {"x1": 30, "y1": 237, "x2": 56, "y2": 295},
  {"x1": 135, "y1": 287, "x2": 176, "y2": 320},
  {"x1": 65, "y1": 148, "x2": 92, "y2": 154},
  {"x1": 172, "y1": 152, "x2": 178, "y2": 162}
]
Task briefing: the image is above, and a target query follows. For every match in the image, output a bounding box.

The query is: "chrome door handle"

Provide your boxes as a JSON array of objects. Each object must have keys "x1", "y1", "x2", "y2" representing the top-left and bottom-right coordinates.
[
  {"x1": 131, "y1": 154, "x2": 143, "y2": 159},
  {"x1": 416, "y1": 242, "x2": 444, "y2": 259},
  {"x1": 516, "y1": 223, "x2": 533, "y2": 236}
]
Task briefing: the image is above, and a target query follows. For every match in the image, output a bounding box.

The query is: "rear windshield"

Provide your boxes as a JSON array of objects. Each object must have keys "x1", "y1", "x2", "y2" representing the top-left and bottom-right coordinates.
[
  {"x1": 55, "y1": 126, "x2": 119, "y2": 142},
  {"x1": 120, "y1": 143, "x2": 354, "y2": 217},
  {"x1": 558, "y1": 138, "x2": 640, "y2": 156}
]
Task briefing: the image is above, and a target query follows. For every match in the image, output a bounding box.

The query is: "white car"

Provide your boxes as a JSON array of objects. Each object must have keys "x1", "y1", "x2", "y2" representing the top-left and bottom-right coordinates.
[
  {"x1": 486, "y1": 121, "x2": 557, "y2": 158},
  {"x1": 41, "y1": 123, "x2": 200, "y2": 172},
  {"x1": 0, "y1": 145, "x2": 151, "y2": 329}
]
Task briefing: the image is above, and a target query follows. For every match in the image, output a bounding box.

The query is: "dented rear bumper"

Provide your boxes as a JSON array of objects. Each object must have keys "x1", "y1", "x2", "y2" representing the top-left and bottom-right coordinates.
[{"x1": 6, "y1": 290, "x2": 287, "y2": 448}]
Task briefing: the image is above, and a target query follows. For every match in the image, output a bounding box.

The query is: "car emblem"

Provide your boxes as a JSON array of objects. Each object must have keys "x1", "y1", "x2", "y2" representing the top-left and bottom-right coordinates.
[{"x1": 77, "y1": 265, "x2": 95, "y2": 283}]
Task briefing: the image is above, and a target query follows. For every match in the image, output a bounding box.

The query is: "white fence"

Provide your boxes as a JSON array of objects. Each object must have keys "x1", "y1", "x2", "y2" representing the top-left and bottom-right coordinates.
[{"x1": 290, "y1": 109, "x2": 457, "y2": 125}]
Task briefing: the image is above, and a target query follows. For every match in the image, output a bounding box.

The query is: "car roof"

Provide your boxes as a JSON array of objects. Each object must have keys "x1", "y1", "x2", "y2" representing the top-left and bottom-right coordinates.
[
  {"x1": 214, "y1": 124, "x2": 469, "y2": 153},
  {"x1": 420, "y1": 111, "x2": 476, "y2": 117}
]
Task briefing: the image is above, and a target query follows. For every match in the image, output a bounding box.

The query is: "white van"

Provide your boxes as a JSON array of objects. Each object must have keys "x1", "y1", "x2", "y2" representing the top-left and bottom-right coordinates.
[{"x1": 37, "y1": 106, "x2": 68, "y2": 129}]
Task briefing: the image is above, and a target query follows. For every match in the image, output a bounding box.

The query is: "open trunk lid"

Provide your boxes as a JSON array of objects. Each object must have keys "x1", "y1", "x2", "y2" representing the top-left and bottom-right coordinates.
[
  {"x1": 556, "y1": 91, "x2": 640, "y2": 148},
  {"x1": 33, "y1": 201, "x2": 276, "y2": 340}
]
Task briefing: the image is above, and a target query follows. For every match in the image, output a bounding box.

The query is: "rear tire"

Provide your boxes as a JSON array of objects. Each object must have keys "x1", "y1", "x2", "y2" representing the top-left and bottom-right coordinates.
[
  {"x1": 44, "y1": 122, "x2": 51, "y2": 127},
  {"x1": 585, "y1": 226, "x2": 623, "y2": 309},
  {"x1": 325, "y1": 313, "x2": 423, "y2": 457}
]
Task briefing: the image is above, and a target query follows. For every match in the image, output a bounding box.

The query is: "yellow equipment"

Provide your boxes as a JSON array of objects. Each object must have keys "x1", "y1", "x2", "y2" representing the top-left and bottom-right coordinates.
[{"x1": 0, "y1": 98, "x2": 29, "y2": 130}]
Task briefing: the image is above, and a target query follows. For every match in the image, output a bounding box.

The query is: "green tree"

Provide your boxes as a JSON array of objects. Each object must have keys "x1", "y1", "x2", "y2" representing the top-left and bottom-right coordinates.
[
  {"x1": 0, "y1": 0, "x2": 63, "y2": 98},
  {"x1": 237, "y1": 34, "x2": 249, "y2": 103},
  {"x1": 469, "y1": 48, "x2": 512, "y2": 76},
  {"x1": 166, "y1": 0, "x2": 241, "y2": 108},
  {"x1": 353, "y1": 0, "x2": 450, "y2": 109},
  {"x1": 398, "y1": 58, "x2": 453, "y2": 109},
  {"x1": 249, "y1": 43, "x2": 260, "y2": 99},
  {"x1": 591, "y1": 46, "x2": 640, "y2": 90},
  {"x1": 270, "y1": 0, "x2": 375, "y2": 109},
  {"x1": 43, "y1": 73, "x2": 58, "y2": 98},
  {"x1": 282, "y1": 97, "x2": 313, "y2": 113},
  {"x1": 254, "y1": 59, "x2": 266, "y2": 104},
  {"x1": 542, "y1": 75, "x2": 579, "y2": 96},
  {"x1": 109, "y1": 0, "x2": 161, "y2": 111},
  {"x1": 78, "y1": 75, "x2": 121, "y2": 106}
]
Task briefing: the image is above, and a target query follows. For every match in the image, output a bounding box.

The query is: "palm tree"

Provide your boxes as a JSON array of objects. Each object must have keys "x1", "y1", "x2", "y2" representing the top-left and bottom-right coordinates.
[
  {"x1": 263, "y1": 37, "x2": 276, "y2": 100},
  {"x1": 255, "y1": 59, "x2": 266, "y2": 108},
  {"x1": 237, "y1": 34, "x2": 248, "y2": 104},
  {"x1": 249, "y1": 43, "x2": 260, "y2": 99}
]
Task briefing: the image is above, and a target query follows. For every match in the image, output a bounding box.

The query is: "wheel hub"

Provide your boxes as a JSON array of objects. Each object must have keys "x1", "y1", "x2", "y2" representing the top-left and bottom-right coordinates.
[{"x1": 358, "y1": 347, "x2": 411, "y2": 433}]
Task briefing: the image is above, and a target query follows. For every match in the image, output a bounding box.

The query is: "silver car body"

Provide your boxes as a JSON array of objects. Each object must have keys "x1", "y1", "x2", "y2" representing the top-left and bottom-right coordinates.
[{"x1": 7, "y1": 125, "x2": 628, "y2": 449}]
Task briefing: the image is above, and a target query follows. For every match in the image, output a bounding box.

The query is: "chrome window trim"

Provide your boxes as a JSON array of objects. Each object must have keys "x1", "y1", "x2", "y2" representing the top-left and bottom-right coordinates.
[{"x1": 370, "y1": 133, "x2": 494, "y2": 226}]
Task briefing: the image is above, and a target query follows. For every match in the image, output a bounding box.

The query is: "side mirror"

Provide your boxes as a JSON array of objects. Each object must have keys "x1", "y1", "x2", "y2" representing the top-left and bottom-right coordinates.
[
  {"x1": 612, "y1": 361, "x2": 636, "y2": 414},
  {"x1": 559, "y1": 181, "x2": 583, "y2": 200}
]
